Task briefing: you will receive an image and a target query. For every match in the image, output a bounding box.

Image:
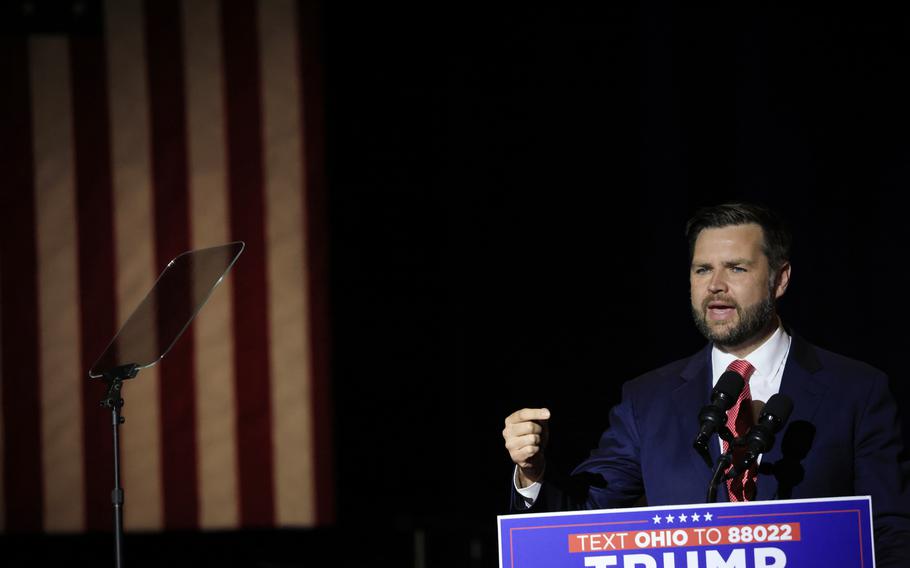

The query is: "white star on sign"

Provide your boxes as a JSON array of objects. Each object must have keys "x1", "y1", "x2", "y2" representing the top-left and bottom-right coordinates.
[
  {"x1": 652, "y1": 515, "x2": 661, "y2": 524},
  {"x1": 691, "y1": 512, "x2": 701, "y2": 522},
  {"x1": 678, "y1": 513, "x2": 688, "y2": 522},
  {"x1": 665, "y1": 514, "x2": 674, "y2": 523},
  {"x1": 704, "y1": 512, "x2": 713, "y2": 521}
]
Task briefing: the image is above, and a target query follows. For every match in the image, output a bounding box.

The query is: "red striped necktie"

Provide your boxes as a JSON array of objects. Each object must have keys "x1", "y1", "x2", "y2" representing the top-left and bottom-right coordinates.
[{"x1": 723, "y1": 359, "x2": 757, "y2": 501}]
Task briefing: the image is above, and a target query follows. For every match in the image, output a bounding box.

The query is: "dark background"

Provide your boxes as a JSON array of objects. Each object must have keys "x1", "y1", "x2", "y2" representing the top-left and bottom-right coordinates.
[
  {"x1": 323, "y1": 3, "x2": 910, "y2": 566},
  {"x1": 5, "y1": 2, "x2": 910, "y2": 567}
]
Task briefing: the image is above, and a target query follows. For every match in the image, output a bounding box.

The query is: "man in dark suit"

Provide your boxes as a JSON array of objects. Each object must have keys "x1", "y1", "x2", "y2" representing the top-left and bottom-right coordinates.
[{"x1": 503, "y1": 203, "x2": 910, "y2": 565}]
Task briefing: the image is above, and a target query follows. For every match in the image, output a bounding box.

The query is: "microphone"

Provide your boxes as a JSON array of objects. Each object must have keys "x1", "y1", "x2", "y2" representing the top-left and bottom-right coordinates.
[
  {"x1": 734, "y1": 393, "x2": 794, "y2": 473},
  {"x1": 694, "y1": 371, "x2": 745, "y2": 452}
]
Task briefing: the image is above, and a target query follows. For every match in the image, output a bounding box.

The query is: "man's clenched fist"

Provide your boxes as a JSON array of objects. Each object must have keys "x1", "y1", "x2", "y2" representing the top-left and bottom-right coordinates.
[{"x1": 503, "y1": 408, "x2": 550, "y2": 487}]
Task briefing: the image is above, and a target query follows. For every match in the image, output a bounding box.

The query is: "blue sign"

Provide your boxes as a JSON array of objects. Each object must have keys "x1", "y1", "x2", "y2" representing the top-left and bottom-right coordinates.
[{"x1": 499, "y1": 496, "x2": 874, "y2": 567}]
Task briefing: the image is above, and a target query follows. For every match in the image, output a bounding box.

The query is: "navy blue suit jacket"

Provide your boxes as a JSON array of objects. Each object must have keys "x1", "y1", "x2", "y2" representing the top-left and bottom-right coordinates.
[{"x1": 512, "y1": 334, "x2": 910, "y2": 565}]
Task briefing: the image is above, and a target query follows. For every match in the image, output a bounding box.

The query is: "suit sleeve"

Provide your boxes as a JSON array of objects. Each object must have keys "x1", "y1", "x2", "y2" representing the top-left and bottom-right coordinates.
[
  {"x1": 854, "y1": 372, "x2": 910, "y2": 567},
  {"x1": 571, "y1": 380, "x2": 646, "y2": 509}
]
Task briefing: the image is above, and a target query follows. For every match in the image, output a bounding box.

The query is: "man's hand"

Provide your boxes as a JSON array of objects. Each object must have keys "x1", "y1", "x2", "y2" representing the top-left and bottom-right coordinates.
[{"x1": 503, "y1": 408, "x2": 550, "y2": 487}]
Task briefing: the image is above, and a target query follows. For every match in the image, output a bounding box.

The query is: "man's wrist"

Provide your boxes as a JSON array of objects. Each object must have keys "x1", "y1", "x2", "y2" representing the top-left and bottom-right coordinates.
[
  {"x1": 513, "y1": 466, "x2": 543, "y2": 505},
  {"x1": 516, "y1": 464, "x2": 545, "y2": 487}
]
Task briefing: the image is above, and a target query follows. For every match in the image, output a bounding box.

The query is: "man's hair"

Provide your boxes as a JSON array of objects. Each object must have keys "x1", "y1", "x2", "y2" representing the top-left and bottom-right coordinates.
[{"x1": 685, "y1": 202, "x2": 792, "y2": 271}]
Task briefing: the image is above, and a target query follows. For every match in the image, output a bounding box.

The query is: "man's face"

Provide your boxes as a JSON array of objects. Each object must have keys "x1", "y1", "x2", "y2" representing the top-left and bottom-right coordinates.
[{"x1": 689, "y1": 223, "x2": 790, "y2": 351}]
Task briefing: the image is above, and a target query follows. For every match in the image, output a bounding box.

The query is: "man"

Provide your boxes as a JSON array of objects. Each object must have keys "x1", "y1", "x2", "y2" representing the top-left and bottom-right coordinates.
[{"x1": 503, "y1": 203, "x2": 910, "y2": 565}]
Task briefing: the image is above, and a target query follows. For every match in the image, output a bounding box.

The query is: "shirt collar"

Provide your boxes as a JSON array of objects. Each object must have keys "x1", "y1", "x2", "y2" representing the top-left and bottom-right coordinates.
[{"x1": 711, "y1": 324, "x2": 791, "y2": 385}]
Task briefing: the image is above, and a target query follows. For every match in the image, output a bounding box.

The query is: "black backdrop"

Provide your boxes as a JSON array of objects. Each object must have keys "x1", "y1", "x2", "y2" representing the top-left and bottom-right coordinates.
[{"x1": 322, "y1": 3, "x2": 910, "y2": 566}]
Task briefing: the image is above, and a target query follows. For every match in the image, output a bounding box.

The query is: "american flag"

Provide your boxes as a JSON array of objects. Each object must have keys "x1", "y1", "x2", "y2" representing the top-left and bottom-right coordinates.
[{"x1": 0, "y1": 0, "x2": 332, "y2": 532}]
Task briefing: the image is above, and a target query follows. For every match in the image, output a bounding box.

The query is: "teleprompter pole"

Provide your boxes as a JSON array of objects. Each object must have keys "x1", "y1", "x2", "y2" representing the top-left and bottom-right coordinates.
[{"x1": 101, "y1": 364, "x2": 139, "y2": 568}]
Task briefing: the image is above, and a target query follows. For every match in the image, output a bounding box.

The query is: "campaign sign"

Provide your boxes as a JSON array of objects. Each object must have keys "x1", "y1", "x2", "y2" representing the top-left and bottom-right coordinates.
[{"x1": 498, "y1": 496, "x2": 874, "y2": 567}]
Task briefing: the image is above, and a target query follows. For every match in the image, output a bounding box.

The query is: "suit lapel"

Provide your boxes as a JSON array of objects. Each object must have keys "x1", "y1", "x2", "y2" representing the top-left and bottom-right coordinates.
[
  {"x1": 755, "y1": 333, "x2": 828, "y2": 500},
  {"x1": 673, "y1": 344, "x2": 721, "y2": 493}
]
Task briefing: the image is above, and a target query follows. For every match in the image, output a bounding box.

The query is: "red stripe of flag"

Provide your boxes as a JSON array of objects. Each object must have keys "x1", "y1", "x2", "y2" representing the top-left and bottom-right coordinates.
[
  {"x1": 297, "y1": 0, "x2": 335, "y2": 525},
  {"x1": 145, "y1": 0, "x2": 200, "y2": 529},
  {"x1": 0, "y1": 37, "x2": 44, "y2": 532},
  {"x1": 222, "y1": 0, "x2": 276, "y2": 527},
  {"x1": 69, "y1": 34, "x2": 120, "y2": 532}
]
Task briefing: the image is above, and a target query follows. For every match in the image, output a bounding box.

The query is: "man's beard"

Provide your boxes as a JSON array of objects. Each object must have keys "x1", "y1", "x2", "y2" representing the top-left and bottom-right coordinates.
[{"x1": 691, "y1": 295, "x2": 776, "y2": 349}]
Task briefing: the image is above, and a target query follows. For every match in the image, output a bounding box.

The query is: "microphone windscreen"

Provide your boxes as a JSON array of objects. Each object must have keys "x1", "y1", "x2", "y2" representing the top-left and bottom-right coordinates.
[
  {"x1": 714, "y1": 371, "x2": 745, "y2": 403},
  {"x1": 762, "y1": 393, "x2": 794, "y2": 428}
]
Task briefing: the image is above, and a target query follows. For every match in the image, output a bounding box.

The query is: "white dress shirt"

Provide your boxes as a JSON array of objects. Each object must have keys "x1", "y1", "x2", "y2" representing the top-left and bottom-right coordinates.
[
  {"x1": 711, "y1": 324, "x2": 790, "y2": 405},
  {"x1": 711, "y1": 324, "x2": 791, "y2": 458}
]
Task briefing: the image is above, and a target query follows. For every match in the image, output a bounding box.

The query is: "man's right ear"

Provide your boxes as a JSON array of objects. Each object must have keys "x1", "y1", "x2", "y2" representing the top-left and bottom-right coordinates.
[{"x1": 773, "y1": 262, "x2": 791, "y2": 299}]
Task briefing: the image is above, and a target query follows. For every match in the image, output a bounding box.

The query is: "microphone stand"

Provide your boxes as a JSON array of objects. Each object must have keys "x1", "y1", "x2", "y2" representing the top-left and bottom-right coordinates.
[
  {"x1": 100, "y1": 363, "x2": 139, "y2": 568},
  {"x1": 705, "y1": 426, "x2": 738, "y2": 503}
]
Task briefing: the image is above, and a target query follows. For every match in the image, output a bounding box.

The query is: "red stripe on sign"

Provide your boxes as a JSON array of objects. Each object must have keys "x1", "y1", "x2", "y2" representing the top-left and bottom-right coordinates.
[
  {"x1": 222, "y1": 0, "x2": 276, "y2": 527},
  {"x1": 69, "y1": 34, "x2": 120, "y2": 533},
  {"x1": 0, "y1": 37, "x2": 44, "y2": 532},
  {"x1": 297, "y1": 0, "x2": 335, "y2": 525},
  {"x1": 146, "y1": 0, "x2": 200, "y2": 529}
]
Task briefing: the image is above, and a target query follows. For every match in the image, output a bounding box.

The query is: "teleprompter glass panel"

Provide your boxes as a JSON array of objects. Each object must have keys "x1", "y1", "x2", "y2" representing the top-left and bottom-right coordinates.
[{"x1": 89, "y1": 241, "x2": 244, "y2": 379}]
